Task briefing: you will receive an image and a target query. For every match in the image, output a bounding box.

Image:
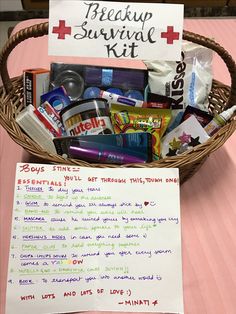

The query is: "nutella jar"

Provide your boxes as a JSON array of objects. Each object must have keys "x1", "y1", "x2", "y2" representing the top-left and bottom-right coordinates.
[{"x1": 60, "y1": 98, "x2": 114, "y2": 136}]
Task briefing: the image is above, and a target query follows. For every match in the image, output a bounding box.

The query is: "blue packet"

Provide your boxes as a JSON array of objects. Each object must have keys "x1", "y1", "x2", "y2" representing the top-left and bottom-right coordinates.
[{"x1": 40, "y1": 86, "x2": 71, "y2": 113}]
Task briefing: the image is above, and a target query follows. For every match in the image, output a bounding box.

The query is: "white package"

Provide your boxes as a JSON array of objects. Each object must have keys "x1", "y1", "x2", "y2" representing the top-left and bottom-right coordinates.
[
  {"x1": 144, "y1": 41, "x2": 213, "y2": 131},
  {"x1": 16, "y1": 105, "x2": 56, "y2": 154}
]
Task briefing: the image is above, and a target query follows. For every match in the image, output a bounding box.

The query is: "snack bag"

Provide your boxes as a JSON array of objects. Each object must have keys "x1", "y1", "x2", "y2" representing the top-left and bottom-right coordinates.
[
  {"x1": 144, "y1": 41, "x2": 213, "y2": 132},
  {"x1": 110, "y1": 104, "x2": 171, "y2": 160}
]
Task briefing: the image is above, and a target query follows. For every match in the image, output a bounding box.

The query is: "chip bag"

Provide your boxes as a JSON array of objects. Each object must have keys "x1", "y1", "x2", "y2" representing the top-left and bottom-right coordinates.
[{"x1": 110, "y1": 104, "x2": 171, "y2": 160}]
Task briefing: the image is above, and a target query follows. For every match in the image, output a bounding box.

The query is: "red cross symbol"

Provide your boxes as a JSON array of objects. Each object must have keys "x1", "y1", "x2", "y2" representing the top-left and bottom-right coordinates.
[
  {"x1": 52, "y1": 20, "x2": 71, "y2": 40},
  {"x1": 161, "y1": 26, "x2": 179, "y2": 44}
]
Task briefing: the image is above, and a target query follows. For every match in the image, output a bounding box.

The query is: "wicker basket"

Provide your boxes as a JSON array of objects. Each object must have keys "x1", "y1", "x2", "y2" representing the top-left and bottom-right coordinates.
[{"x1": 0, "y1": 22, "x2": 236, "y2": 183}]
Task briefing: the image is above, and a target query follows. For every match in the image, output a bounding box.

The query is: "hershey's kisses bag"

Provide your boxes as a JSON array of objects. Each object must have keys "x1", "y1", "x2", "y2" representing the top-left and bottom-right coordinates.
[{"x1": 144, "y1": 41, "x2": 213, "y2": 131}]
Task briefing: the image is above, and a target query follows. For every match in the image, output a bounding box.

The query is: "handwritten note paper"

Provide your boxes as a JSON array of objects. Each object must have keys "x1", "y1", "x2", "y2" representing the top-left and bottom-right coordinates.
[
  {"x1": 48, "y1": 0, "x2": 184, "y2": 60},
  {"x1": 6, "y1": 163, "x2": 183, "y2": 314}
]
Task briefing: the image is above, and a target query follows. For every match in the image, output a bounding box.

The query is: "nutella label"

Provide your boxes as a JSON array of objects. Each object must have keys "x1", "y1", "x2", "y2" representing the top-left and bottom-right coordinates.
[{"x1": 67, "y1": 116, "x2": 113, "y2": 136}]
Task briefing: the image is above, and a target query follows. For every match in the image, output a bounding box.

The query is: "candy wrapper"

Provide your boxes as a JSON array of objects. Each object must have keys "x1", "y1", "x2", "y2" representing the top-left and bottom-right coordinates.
[
  {"x1": 144, "y1": 41, "x2": 213, "y2": 132},
  {"x1": 110, "y1": 104, "x2": 171, "y2": 160},
  {"x1": 181, "y1": 105, "x2": 213, "y2": 127}
]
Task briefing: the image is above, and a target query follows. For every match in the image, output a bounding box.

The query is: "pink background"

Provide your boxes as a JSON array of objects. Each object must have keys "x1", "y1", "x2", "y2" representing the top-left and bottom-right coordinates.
[{"x1": 0, "y1": 18, "x2": 236, "y2": 314}]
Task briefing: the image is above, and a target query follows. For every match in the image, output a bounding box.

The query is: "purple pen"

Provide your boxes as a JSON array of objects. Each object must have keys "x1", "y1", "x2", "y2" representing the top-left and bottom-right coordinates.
[{"x1": 68, "y1": 145, "x2": 147, "y2": 164}]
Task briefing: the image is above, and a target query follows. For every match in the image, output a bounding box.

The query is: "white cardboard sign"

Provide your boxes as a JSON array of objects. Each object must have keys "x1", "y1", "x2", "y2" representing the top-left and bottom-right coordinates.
[
  {"x1": 48, "y1": 0, "x2": 184, "y2": 61},
  {"x1": 6, "y1": 163, "x2": 184, "y2": 314}
]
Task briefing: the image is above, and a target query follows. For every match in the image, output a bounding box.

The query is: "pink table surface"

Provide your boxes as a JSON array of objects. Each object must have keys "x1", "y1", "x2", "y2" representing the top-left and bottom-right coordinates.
[{"x1": 1, "y1": 18, "x2": 236, "y2": 314}]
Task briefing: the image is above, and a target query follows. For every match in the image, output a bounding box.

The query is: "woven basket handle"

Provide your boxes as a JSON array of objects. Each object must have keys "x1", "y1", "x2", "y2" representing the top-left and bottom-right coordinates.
[{"x1": 0, "y1": 21, "x2": 236, "y2": 108}]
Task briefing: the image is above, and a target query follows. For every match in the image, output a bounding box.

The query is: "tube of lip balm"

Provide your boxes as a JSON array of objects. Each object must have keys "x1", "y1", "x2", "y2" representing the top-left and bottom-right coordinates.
[
  {"x1": 68, "y1": 142, "x2": 148, "y2": 164},
  {"x1": 100, "y1": 90, "x2": 144, "y2": 108}
]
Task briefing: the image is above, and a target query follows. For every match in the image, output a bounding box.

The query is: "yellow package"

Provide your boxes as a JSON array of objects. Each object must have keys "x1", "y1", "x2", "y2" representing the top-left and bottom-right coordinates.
[{"x1": 110, "y1": 104, "x2": 171, "y2": 160}]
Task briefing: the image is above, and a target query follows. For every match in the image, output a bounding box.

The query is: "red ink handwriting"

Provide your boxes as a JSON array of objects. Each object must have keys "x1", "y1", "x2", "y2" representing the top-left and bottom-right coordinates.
[
  {"x1": 81, "y1": 289, "x2": 93, "y2": 296},
  {"x1": 166, "y1": 178, "x2": 179, "y2": 184},
  {"x1": 97, "y1": 288, "x2": 104, "y2": 294},
  {"x1": 42, "y1": 293, "x2": 55, "y2": 299},
  {"x1": 20, "y1": 295, "x2": 35, "y2": 301},
  {"x1": 19, "y1": 164, "x2": 45, "y2": 174},
  {"x1": 64, "y1": 291, "x2": 76, "y2": 297},
  {"x1": 118, "y1": 299, "x2": 159, "y2": 306},
  {"x1": 110, "y1": 289, "x2": 124, "y2": 295}
]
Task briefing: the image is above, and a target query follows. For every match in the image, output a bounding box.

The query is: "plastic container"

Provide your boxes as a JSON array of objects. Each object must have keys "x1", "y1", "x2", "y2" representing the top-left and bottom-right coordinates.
[
  {"x1": 60, "y1": 98, "x2": 114, "y2": 136},
  {"x1": 204, "y1": 105, "x2": 236, "y2": 136},
  {"x1": 51, "y1": 69, "x2": 85, "y2": 101}
]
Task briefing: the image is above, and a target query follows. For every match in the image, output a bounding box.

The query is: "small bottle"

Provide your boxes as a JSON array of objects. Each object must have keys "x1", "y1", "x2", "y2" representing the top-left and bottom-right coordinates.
[{"x1": 204, "y1": 105, "x2": 236, "y2": 136}]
